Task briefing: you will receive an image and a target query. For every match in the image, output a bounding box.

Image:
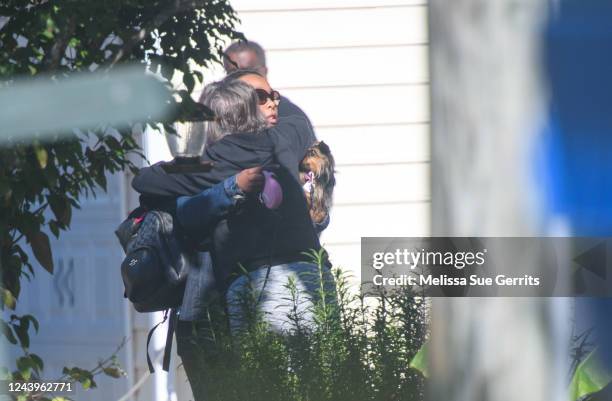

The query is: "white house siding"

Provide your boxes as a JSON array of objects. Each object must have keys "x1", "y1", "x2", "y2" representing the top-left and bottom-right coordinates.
[
  {"x1": 12, "y1": 172, "x2": 134, "y2": 401},
  {"x1": 226, "y1": 0, "x2": 432, "y2": 278},
  {"x1": 7, "y1": 3, "x2": 431, "y2": 401},
  {"x1": 139, "y1": 1, "x2": 433, "y2": 399},
  {"x1": 1, "y1": 4, "x2": 430, "y2": 401}
]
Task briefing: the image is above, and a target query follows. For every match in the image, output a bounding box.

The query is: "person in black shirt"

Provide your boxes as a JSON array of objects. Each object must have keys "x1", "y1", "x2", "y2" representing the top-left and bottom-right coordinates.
[
  {"x1": 223, "y1": 40, "x2": 314, "y2": 129},
  {"x1": 132, "y1": 80, "x2": 335, "y2": 400}
]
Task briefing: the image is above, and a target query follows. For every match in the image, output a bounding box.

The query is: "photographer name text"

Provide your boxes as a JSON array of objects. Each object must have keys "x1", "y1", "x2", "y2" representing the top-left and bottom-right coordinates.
[{"x1": 372, "y1": 274, "x2": 540, "y2": 287}]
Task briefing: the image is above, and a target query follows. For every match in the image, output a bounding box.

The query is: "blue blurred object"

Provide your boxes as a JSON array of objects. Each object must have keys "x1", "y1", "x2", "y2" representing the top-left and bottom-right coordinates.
[
  {"x1": 543, "y1": 0, "x2": 612, "y2": 235},
  {"x1": 543, "y1": 0, "x2": 612, "y2": 377}
]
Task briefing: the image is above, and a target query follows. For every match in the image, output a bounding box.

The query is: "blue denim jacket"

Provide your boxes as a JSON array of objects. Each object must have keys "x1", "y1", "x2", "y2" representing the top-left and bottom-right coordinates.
[
  {"x1": 175, "y1": 175, "x2": 242, "y2": 321},
  {"x1": 174, "y1": 174, "x2": 329, "y2": 320},
  {"x1": 176, "y1": 175, "x2": 244, "y2": 239}
]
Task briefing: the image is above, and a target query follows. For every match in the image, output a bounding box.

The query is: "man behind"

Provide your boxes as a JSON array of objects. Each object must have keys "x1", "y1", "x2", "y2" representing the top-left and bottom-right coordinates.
[{"x1": 223, "y1": 40, "x2": 313, "y2": 127}]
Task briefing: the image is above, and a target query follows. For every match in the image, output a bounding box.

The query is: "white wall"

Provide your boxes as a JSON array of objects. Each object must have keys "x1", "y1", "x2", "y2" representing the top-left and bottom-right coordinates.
[
  {"x1": 143, "y1": 2, "x2": 432, "y2": 398},
  {"x1": 226, "y1": 0, "x2": 432, "y2": 278},
  {"x1": 13, "y1": 171, "x2": 133, "y2": 401}
]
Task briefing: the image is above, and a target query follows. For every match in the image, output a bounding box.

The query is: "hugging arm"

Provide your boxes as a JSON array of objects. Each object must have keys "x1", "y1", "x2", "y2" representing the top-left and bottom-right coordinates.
[
  {"x1": 132, "y1": 158, "x2": 264, "y2": 238},
  {"x1": 175, "y1": 175, "x2": 242, "y2": 237},
  {"x1": 175, "y1": 167, "x2": 265, "y2": 237},
  {"x1": 132, "y1": 162, "x2": 219, "y2": 198}
]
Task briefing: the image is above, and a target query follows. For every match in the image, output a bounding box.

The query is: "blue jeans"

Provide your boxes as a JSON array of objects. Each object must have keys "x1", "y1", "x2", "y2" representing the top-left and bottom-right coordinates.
[{"x1": 226, "y1": 261, "x2": 336, "y2": 334}]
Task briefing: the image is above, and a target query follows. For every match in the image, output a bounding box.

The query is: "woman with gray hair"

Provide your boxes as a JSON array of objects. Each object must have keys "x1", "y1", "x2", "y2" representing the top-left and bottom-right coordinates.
[
  {"x1": 134, "y1": 78, "x2": 334, "y2": 399},
  {"x1": 133, "y1": 78, "x2": 334, "y2": 331},
  {"x1": 201, "y1": 79, "x2": 268, "y2": 144},
  {"x1": 196, "y1": 78, "x2": 335, "y2": 332}
]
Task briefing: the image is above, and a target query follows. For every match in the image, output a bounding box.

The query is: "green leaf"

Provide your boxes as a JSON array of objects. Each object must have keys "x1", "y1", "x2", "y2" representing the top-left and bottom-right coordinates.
[
  {"x1": 0, "y1": 320, "x2": 17, "y2": 344},
  {"x1": 105, "y1": 136, "x2": 121, "y2": 152},
  {"x1": 183, "y1": 71, "x2": 195, "y2": 93},
  {"x1": 49, "y1": 220, "x2": 60, "y2": 238},
  {"x1": 68, "y1": 197, "x2": 81, "y2": 209},
  {"x1": 93, "y1": 172, "x2": 107, "y2": 191},
  {"x1": 1, "y1": 288, "x2": 16, "y2": 310},
  {"x1": 103, "y1": 366, "x2": 125, "y2": 378},
  {"x1": 34, "y1": 145, "x2": 48, "y2": 169},
  {"x1": 14, "y1": 320, "x2": 30, "y2": 349},
  {"x1": 569, "y1": 348, "x2": 612, "y2": 401},
  {"x1": 64, "y1": 367, "x2": 97, "y2": 389},
  {"x1": 16, "y1": 357, "x2": 33, "y2": 380},
  {"x1": 0, "y1": 176, "x2": 9, "y2": 197},
  {"x1": 22, "y1": 315, "x2": 39, "y2": 332},
  {"x1": 81, "y1": 378, "x2": 93, "y2": 389},
  {"x1": 30, "y1": 353, "x2": 44, "y2": 371},
  {"x1": 29, "y1": 231, "x2": 54, "y2": 274},
  {"x1": 48, "y1": 195, "x2": 71, "y2": 226},
  {"x1": 409, "y1": 341, "x2": 429, "y2": 378}
]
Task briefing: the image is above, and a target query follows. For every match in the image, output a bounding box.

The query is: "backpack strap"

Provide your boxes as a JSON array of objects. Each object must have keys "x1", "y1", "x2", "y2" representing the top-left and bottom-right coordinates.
[
  {"x1": 162, "y1": 309, "x2": 178, "y2": 372},
  {"x1": 146, "y1": 309, "x2": 178, "y2": 373}
]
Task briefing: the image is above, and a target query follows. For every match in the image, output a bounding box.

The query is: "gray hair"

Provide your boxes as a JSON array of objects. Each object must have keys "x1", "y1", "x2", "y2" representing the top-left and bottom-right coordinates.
[
  {"x1": 223, "y1": 40, "x2": 266, "y2": 72},
  {"x1": 199, "y1": 80, "x2": 267, "y2": 143}
]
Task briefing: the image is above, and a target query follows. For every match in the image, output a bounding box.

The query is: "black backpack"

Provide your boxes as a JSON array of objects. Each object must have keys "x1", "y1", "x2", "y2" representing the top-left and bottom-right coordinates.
[
  {"x1": 115, "y1": 207, "x2": 195, "y2": 372},
  {"x1": 115, "y1": 208, "x2": 191, "y2": 312}
]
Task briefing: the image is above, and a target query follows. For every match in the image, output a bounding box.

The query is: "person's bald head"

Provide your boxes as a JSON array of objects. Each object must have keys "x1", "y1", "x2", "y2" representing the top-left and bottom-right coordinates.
[{"x1": 223, "y1": 40, "x2": 268, "y2": 77}]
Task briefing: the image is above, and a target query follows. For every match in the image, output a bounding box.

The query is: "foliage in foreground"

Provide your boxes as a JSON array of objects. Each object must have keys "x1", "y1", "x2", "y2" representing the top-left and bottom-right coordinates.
[
  {"x1": 184, "y1": 251, "x2": 428, "y2": 401},
  {"x1": 0, "y1": 1, "x2": 242, "y2": 398},
  {"x1": 569, "y1": 328, "x2": 612, "y2": 401}
]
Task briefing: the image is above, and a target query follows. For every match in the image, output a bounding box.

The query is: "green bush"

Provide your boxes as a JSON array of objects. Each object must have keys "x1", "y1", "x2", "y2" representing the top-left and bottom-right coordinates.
[
  {"x1": 185, "y1": 250, "x2": 428, "y2": 401},
  {"x1": 1, "y1": 1, "x2": 243, "y2": 397}
]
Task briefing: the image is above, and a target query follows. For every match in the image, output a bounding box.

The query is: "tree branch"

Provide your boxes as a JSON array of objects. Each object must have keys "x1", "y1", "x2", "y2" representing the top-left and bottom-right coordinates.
[{"x1": 27, "y1": 337, "x2": 128, "y2": 400}]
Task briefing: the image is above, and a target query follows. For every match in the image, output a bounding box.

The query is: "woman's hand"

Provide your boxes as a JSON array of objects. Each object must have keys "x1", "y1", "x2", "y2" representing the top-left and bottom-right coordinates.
[{"x1": 236, "y1": 166, "x2": 265, "y2": 194}]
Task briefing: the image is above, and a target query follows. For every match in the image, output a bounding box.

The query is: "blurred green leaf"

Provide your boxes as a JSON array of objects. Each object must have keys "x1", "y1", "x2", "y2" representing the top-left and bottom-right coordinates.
[
  {"x1": 0, "y1": 320, "x2": 17, "y2": 344},
  {"x1": 2, "y1": 288, "x2": 17, "y2": 310},
  {"x1": 49, "y1": 220, "x2": 60, "y2": 238},
  {"x1": 48, "y1": 195, "x2": 71, "y2": 226},
  {"x1": 63, "y1": 367, "x2": 97, "y2": 389},
  {"x1": 30, "y1": 353, "x2": 44, "y2": 371},
  {"x1": 22, "y1": 315, "x2": 39, "y2": 333},
  {"x1": 29, "y1": 231, "x2": 54, "y2": 274},
  {"x1": 410, "y1": 341, "x2": 430, "y2": 378},
  {"x1": 1, "y1": 0, "x2": 243, "y2": 396},
  {"x1": 13, "y1": 318, "x2": 31, "y2": 349},
  {"x1": 569, "y1": 348, "x2": 612, "y2": 401},
  {"x1": 34, "y1": 145, "x2": 48, "y2": 169},
  {"x1": 16, "y1": 356, "x2": 33, "y2": 379},
  {"x1": 103, "y1": 366, "x2": 125, "y2": 378},
  {"x1": 183, "y1": 70, "x2": 195, "y2": 93}
]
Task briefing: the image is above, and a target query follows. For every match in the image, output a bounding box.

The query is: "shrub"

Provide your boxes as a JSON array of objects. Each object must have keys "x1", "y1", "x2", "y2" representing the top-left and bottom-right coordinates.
[{"x1": 187, "y1": 250, "x2": 428, "y2": 401}]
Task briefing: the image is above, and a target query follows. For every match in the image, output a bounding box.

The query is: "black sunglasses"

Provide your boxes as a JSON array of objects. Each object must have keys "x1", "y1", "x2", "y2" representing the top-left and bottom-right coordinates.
[{"x1": 255, "y1": 88, "x2": 281, "y2": 105}]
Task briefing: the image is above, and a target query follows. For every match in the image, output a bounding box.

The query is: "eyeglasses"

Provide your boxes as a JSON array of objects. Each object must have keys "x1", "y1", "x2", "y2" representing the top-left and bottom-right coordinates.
[{"x1": 255, "y1": 88, "x2": 281, "y2": 105}]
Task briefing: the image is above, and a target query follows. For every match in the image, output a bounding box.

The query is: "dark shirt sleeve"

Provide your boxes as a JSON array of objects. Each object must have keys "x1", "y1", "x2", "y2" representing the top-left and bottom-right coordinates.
[
  {"x1": 268, "y1": 115, "x2": 316, "y2": 179},
  {"x1": 278, "y1": 96, "x2": 317, "y2": 140},
  {"x1": 131, "y1": 161, "x2": 217, "y2": 197}
]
